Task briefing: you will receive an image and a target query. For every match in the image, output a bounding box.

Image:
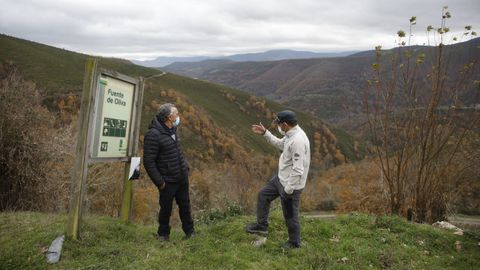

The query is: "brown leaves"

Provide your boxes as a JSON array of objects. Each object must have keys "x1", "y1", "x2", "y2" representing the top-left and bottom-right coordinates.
[{"x1": 0, "y1": 62, "x2": 57, "y2": 211}]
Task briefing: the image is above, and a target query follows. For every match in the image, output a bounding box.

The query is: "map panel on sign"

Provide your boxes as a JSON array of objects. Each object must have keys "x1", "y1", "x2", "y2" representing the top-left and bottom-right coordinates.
[{"x1": 102, "y1": 118, "x2": 127, "y2": 137}]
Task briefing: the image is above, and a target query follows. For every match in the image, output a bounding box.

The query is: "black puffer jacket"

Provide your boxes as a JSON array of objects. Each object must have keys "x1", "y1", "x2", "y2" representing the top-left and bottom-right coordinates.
[{"x1": 143, "y1": 116, "x2": 189, "y2": 188}]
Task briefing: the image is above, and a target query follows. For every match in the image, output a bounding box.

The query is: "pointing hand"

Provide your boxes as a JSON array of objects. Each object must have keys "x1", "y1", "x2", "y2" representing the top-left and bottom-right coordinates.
[{"x1": 251, "y1": 122, "x2": 266, "y2": 135}]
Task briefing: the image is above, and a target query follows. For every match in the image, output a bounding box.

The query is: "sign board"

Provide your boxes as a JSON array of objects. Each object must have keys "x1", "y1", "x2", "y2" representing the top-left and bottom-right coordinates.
[
  {"x1": 91, "y1": 71, "x2": 139, "y2": 160},
  {"x1": 67, "y1": 60, "x2": 145, "y2": 240}
]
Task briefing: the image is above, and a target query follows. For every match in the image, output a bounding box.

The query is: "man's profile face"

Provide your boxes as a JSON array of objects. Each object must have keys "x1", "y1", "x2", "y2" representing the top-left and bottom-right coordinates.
[{"x1": 168, "y1": 107, "x2": 179, "y2": 122}]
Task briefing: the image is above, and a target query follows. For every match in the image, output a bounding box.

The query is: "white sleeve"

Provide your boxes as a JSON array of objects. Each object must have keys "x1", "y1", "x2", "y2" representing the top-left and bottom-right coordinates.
[
  {"x1": 284, "y1": 140, "x2": 306, "y2": 194},
  {"x1": 263, "y1": 130, "x2": 285, "y2": 150}
]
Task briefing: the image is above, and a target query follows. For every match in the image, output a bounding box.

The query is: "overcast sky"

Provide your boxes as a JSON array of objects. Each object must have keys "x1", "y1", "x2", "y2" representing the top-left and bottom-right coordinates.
[{"x1": 1, "y1": 0, "x2": 479, "y2": 60}]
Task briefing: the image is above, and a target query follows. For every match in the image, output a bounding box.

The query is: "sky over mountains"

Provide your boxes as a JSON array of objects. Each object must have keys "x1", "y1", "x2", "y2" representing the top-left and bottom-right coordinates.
[{"x1": 0, "y1": 0, "x2": 479, "y2": 60}]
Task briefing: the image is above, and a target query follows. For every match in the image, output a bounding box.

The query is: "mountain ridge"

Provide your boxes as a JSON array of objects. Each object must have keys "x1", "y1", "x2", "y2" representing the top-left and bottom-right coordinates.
[
  {"x1": 163, "y1": 38, "x2": 480, "y2": 131},
  {"x1": 133, "y1": 49, "x2": 358, "y2": 67}
]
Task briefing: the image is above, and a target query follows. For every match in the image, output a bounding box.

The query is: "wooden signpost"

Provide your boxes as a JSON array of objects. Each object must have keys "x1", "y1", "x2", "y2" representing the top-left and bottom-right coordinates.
[{"x1": 66, "y1": 58, "x2": 144, "y2": 240}]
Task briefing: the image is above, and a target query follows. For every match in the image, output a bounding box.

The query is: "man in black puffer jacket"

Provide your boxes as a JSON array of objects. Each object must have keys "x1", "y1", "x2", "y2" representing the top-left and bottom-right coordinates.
[{"x1": 143, "y1": 103, "x2": 194, "y2": 241}]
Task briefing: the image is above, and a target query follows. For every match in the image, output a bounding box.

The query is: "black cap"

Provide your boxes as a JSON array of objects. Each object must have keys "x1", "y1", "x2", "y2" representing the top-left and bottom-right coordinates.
[{"x1": 273, "y1": 110, "x2": 297, "y2": 125}]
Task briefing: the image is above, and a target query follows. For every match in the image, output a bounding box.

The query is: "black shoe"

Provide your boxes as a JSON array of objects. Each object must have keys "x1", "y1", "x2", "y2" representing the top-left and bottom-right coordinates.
[
  {"x1": 282, "y1": 241, "x2": 300, "y2": 249},
  {"x1": 245, "y1": 223, "x2": 268, "y2": 236},
  {"x1": 183, "y1": 231, "x2": 196, "y2": 240},
  {"x1": 156, "y1": 234, "x2": 170, "y2": 242}
]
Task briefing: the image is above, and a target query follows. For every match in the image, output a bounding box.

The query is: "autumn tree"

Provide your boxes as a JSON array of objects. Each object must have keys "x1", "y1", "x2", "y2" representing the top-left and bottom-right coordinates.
[{"x1": 364, "y1": 8, "x2": 479, "y2": 222}]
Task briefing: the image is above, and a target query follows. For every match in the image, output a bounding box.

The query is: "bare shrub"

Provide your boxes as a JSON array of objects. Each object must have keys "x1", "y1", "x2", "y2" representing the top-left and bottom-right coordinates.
[
  {"x1": 364, "y1": 9, "x2": 479, "y2": 222},
  {"x1": 0, "y1": 62, "x2": 54, "y2": 210}
]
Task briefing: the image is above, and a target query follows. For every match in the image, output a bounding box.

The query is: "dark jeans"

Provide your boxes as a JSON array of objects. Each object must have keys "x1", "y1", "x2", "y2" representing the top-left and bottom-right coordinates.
[
  {"x1": 257, "y1": 175, "x2": 303, "y2": 245},
  {"x1": 157, "y1": 179, "x2": 194, "y2": 236}
]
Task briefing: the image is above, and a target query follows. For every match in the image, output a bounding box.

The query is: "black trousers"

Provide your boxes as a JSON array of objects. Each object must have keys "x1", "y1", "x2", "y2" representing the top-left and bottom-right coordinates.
[
  {"x1": 157, "y1": 179, "x2": 194, "y2": 236},
  {"x1": 256, "y1": 175, "x2": 303, "y2": 245}
]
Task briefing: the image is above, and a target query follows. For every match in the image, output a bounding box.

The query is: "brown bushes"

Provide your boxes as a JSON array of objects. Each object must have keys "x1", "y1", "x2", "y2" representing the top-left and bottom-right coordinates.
[{"x1": 0, "y1": 62, "x2": 56, "y2": 210}]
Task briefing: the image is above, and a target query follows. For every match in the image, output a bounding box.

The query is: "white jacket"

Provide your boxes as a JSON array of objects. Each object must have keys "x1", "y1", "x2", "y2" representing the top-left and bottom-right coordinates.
[{"x1": 263, "y1": 125, "x2": 310, "y2": 194}]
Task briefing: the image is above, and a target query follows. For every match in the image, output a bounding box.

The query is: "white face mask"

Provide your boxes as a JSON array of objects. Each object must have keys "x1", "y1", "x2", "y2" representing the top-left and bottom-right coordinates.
[
  {"x1": 277, "y1": 125, "x2": 286, "y2": 136},
  {"x1": 173, "y1": 116, "x2": 180, "y2": 127}
]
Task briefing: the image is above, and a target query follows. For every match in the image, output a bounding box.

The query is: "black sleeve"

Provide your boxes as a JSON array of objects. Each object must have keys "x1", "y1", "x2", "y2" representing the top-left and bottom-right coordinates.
[
  {"x1": 177, "y1": 132, "x2": 190, "y2": 172},
  {"x1": 143, "y1": 129, "x2": 164, "y2": 188}
]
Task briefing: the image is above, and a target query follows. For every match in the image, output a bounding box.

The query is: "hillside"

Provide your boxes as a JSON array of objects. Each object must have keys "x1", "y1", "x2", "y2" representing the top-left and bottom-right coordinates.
[
  {"x1": 0, "y1": 33, "x2": 365, "y2": 162},
  {"x1": 1, "y1": 211, "x2": 479, "y2": 269},
  {"x1": 164, "y1": 38, "x2": 480, "y2": 131}
]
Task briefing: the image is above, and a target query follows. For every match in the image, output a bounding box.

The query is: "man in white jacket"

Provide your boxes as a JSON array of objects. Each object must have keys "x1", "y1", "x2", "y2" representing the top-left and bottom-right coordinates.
[{"x1": 246, "y1": 110, "x2": 310, "y2": 248}]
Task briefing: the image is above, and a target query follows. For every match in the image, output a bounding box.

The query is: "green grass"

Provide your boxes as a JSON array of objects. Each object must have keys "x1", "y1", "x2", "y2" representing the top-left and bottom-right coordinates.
[{"x1": 1, "y1": 211, "x2": 479, "y2": 269}]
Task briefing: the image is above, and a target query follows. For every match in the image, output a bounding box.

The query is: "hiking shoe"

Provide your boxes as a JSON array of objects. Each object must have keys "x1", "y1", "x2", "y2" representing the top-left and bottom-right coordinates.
[
  {"x1": 245, "y1": 223, "x2": 268, "y2": 236},
  {"x1": 282, "y1": 241, "x2": 301, "y2": 249},
  {"x1": 183, "y1": 231, "x2": 196, "y2": 240},
  {"x1": 156, "y1": 234, "x2": 170, "y2": 242}
]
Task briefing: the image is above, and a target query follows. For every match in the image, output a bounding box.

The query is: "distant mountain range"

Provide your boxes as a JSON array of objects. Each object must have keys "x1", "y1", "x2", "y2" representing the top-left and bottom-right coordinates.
[
  {"x1": 163, "y1": 38, "x2": 480, "y2": 134},
  {"x1": 133, "y1": 49, "x2": 359, "y2": 67}
]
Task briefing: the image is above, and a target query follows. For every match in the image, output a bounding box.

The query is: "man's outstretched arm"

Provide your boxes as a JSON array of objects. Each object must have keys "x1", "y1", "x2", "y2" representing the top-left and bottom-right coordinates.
[{"x1": 251, "y1": 122, "x2": 285, "y2": 150}]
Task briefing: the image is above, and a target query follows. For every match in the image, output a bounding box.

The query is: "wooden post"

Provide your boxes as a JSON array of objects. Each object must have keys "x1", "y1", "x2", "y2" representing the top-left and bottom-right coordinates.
[
  {"x1": 66, "y1": 58, "x2": 97, "y2": 240},
  {"x1": 120, "y1": 77, "x2": 145, "y2": 222}
]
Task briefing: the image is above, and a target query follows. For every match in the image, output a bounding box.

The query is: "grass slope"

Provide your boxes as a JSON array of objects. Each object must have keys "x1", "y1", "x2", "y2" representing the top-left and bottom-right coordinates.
[
  {"x1": 144, "y1": 73, "x2": 328, "y2": 154},
  {"x1": 1, "y1": 211, "x2": 479, "y2": 269},
  {"x1": 0, "y1": 34, "x2": 158, "y2": 96}
]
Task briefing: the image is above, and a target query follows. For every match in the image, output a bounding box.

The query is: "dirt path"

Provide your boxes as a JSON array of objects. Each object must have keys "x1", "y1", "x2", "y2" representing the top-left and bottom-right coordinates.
[
  {"x1": 146, "y1": 71, "x2": 167, "y2": 79},
  {"x1": 303, "y1": 212, "x2": 480, "y2": 228},
  {"x1": 303, "y1": 211, "x2": 336, "y2": 219},
  {"x1": 448, "y1": 215, "x2": 480, "y2": 229}
]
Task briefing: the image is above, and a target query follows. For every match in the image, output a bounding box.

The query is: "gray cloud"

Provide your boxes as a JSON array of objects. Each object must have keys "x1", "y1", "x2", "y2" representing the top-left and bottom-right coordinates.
[{"x1": 1, "y1": 0, "x2": 479, "y2": 60}]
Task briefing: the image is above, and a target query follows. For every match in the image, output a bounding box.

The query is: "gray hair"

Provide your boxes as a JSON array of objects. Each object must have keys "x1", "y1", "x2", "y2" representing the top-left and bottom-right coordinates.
[{"x1": 157, "y1": 103, "x2": 175, "y2": 122}]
